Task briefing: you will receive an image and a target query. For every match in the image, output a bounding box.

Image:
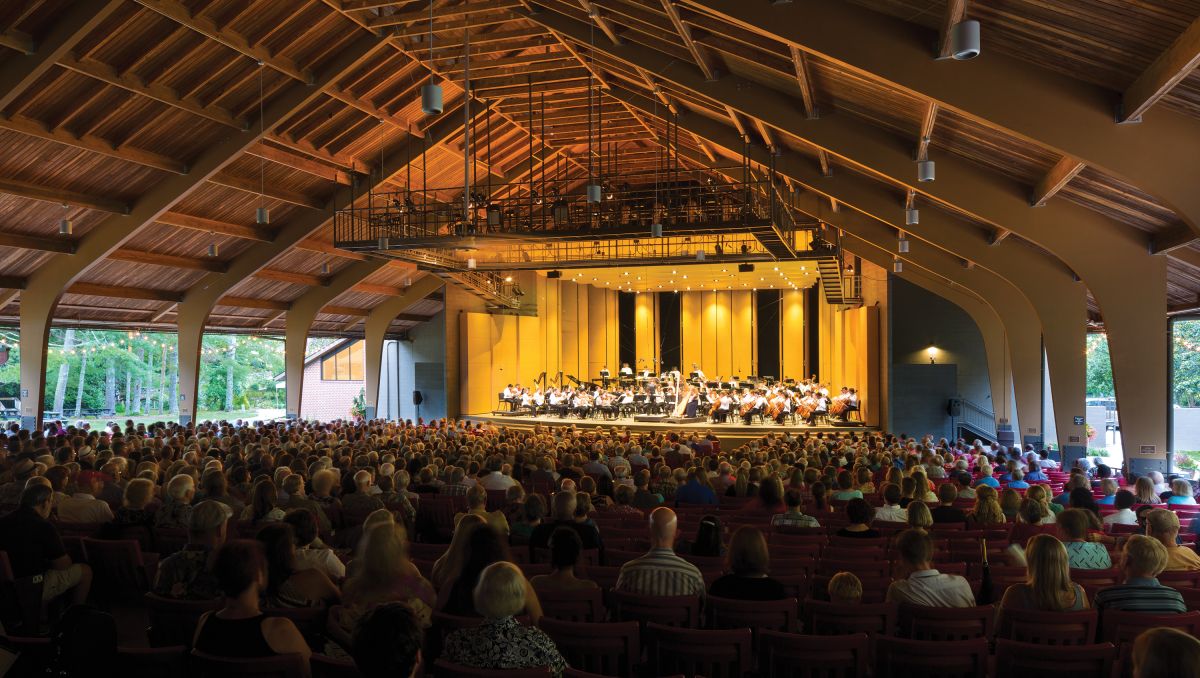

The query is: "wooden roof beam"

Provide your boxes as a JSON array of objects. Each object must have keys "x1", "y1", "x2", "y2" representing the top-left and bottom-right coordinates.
[
  {"x1": 248, "y1": 143, "x2": 353, "y2": 185},
  {"x1": 256, "y1": 268, "x2": 328, "y2": 287},
  {"x1": 66, "y1": 282, "x2": 184, "y2": 303},
  {"x1": 0, "y1": 113, "x2": 187, "y2": 174},
  {"x1": 916, "y1": 101, "x2": 938, "y2": 162},
  {"x1": 787, "y1": 46, "x2": 816, "y2": 120},
  {"x1": 297, "y1": 239, "x2": 367, "y2": 260},
  {"x1": 936, "y1": 0, "x2": 968, "y2": 60},
  {"x1": 157, "y1": 211, "x2": 273, "y2": 242},
  {"x1": 0, "y1": 28, "x2": 33, "y2": 54},
  {"x1": 0, "y1": 177, "x2": 129, "y2": 214},
  {"x1": 722, "y1": 104, "x2": 748, "y2": 140},
  {"x1": 58, "y1": 53, "x2": 245, "y2": 129},
  {"x1": 207, "y1": 171, "x2": 327, "y2": 209},
  {"x1": 753, "y1": 119, "x2": 778, "y2": 154},
  {"x1": 386, "y1": 12, "x2": 524, "y2": 34},
  {"x1": 660, "y1": 0, "x2": 717, "y2": 81},
  {"x1": 1031, "y1": 156, "x2": 1085, "y2": 207},
  {"x1": 0, "y1": 0, "x2": 124, "y2": 111},
  {"x1": 371, "y1": 0, "x2": 523, "y2": 27},
  {"x1": 0, "y1": 231, "x2": 75, "y2": 254},
  {"x1": 989, "y1": 228, "x2": 1010, "y2": 246},
  {"x1": 1120, "y1": 16, "x2": 1200, "y2": 123},
  {"x1": 217, "y1": 295, "x2": 290, "y2": 311},
  {"x1": 579, "y1": 1, "x2": 622, "y2": 45},
  {"x1": 109, "y1": 248, "x2": 229, "y2": 273}
]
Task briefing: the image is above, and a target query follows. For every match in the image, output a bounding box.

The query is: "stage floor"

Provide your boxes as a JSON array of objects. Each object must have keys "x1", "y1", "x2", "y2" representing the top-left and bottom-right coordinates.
[{"x1": 468, "y1": 411, "x2": 874, "y2": 443}]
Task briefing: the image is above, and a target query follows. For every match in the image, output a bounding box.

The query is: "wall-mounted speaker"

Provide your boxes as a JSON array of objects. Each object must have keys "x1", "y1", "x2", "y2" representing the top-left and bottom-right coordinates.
[{"x1": 412, "y1": 391, "x2": 424, "y2": 406}]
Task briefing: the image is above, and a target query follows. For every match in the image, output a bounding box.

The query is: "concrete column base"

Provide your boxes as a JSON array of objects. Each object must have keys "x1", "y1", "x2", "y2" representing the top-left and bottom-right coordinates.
[
  {"x1": 1061, "y1": 444, "x2": 1087, "y2": 468},
  {"x1": 364, "y1": 406, "x2": 376, "y2": 420},
  {"x1": 21, "y1": 415, "x2": 39, "y2": 431},
  {"x1": 1129, "y1": 457, "x2": 1169, "y2": 476},
  {"x1": 179, "y1": 414, "x2": 192, "y2": 426}
]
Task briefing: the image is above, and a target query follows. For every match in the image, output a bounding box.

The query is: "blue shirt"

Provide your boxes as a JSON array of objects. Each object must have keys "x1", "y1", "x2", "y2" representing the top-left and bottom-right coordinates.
[
  {"x1": 1007, "y1": 480, "x2": 1030, "y2": 489},
  {"x1": 675, "y1": 480, "x2": 717, "y2": 506},
  {"x1": 1097, "y1": 495, "x2": 1116, "y2": 505},
  {"x1": 974, "y1": 477, "x2": 1000, "y2": 488},
  {"x1": 1026, "y1": 470, "x2": 1049, "y2": 482}
]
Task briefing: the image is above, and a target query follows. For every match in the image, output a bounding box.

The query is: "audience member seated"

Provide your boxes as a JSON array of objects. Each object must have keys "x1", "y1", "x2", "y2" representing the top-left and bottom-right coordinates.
[
  {"x1": 1168, "y1": 478, "x2": 1198, "y2": 506},
  {"x1": 284, "y1": 509, "x2": 345, "y2": 581},
  {"x1": 1146, "y1": 508, "x2": 1200, "y2": 571},
  {"x1": 255, "y1": 523, "x2": 340, "y2": 608},
  {"x1": 154, "y1": 500, "x2": 228, "y2": 600},
  {"x1": 192, "y1": 540, "x2": 311, "y2": 665},
  {"x1": 886, "y1": 529, "x2": 975, "y2": 608},
  {"x1": 608, "y1": 484, "x2": 644, "y2": 517},
  {"x1": 351, "y1": 602, "x2": 424, "y2": 678},
  {"x1": 772, "y1": 488, "x2": 821, "y2": 528},
  {"x1": 828, "y1": 572, "x2": 863, "y2": 604},
  {"x1": 280, "y1": 474, "x2": 333, "y2": 534},
  {"x1": 930, "y1": 483, "x2": 967, "y2": 526},
  {"x1": 998, "y1": 534, "x2": 1089, "y2": 619},
  {"x1": 999, "y1": 488, "x2": 1021, "y2": 519},
  {"x1": 455, "y1": 484, "x2": 510, "y2": 535},
  {"x1": 529, "y1": 491, "x2": 602, "y2": 553},
  {"x1": 836, "y1": 498, "x2": 881, "y2": 538},
  {"x1": 156, "y1": 473, "x2": 195, "y2": 529},
  {"x1": 108, "y1": 477, "x2": 156, "y2": 531},
  {"x1": 443, "y1": 562, "x2": 565, "y2": 675},
  {"x1": 1006, "y1": 469, "x2": 1030, "y2": 490},
  {"x1": 615, "y1": 507, "x2": 705, "y2": 596},
  {"x1": 342, "y1": 471, "x2": 386, "y2": 513},
  {"x1": 632, "y1": 469, "x2": 663, "y2": 511},
  {"x1": 675, "y1": 467, "x2": 718, "y2": 506},
  {"x1": 709, "y1": 526, "x2": 786, "y2": 600},
  {"x1": 954, "y1": 472, "x2": 976, "y2": 499},
  {"x1": 1133, "y1": 476, "x2": 1162, "y2": 505},
  {"x1": 1096, "y1": 478, "x2": 1118, "y2": 505},
  {"x1": 334, "y1": 521, "x2": 436, "y2": 651},
  {"x1": 57, "y1": 470, "x2": 114, "y2": 523},
  {"x1": 511, "y1": 493, "x2": 545, "y2": 545},
  {"x1": 1131, "y1": 627, "x2": 1200, "y2": 678},
  {"x1": 432, "y1": 514, "x2": 487, "y2": 590},
  {"x1": 199, "y1": 470, "x2": 245, "y2": 515},
  {"x1": 831, "y1": 470, "x2": 863, "y2": 501},
  {"x1": 1058, "y1": 508, "x2": 1111, "y2": 569},
  {"x1": 907, "y1": 501, "x2": 933, "y2": 531},
  {"x1": 530, "y1": 527, "x2": 599, "y2": 593},
  {"x1": 1093, "y1": 535, "x2": 1187, "y2": 614},
  {"x1": 874, "y1": 483, "x2": 907, "y2": 523},
  {"x1": 0, "y1": 484, "x2": 92, "y2": 606},
  {"x1": 682, "y1": 514, "x2": 726, "y2": 556},
  {"x1": 1103, "y1": 489, "x2": 1138, "y2": 526},
  {"x1": 437, "y1": 523, "x2": 521, "y2": 617},
  {"x1": 966, "y1": 486, "x2": 1006, "y2": 529},
  {"x1": 241, "y1": 478, "x2": 286, "y2": 525}
]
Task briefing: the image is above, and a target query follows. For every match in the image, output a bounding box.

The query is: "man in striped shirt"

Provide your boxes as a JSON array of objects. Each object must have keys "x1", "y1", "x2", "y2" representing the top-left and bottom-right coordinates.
[
  {"x1": 614, "y1": 507, "x2": 704, "y2": 597},
  {"x1": 1093, "y1": 535, "x2": 1187, "y2": 614}
]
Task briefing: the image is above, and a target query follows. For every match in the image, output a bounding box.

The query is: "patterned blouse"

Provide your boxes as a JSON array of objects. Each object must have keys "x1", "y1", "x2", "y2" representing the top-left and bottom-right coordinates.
[
  {"x1": 154, "y1": 499, "x2": 193, "y2": 529},
  {"x1": 444, "y1": 616, "x2": 567, "y2": 676},
  {"x1": 1065, "y1": 541, "x2": 1113, "y2": 570}
]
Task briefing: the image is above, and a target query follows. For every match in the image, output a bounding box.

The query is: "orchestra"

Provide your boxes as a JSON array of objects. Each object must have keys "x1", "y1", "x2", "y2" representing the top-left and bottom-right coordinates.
[{"x1": 496, "y1": 369, "x2": 860, "y2": 425}]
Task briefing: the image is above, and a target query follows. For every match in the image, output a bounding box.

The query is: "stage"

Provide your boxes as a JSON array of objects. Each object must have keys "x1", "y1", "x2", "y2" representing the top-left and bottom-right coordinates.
[{"x1": 468, "y1": 411, "x2": 874, "y2": 446}]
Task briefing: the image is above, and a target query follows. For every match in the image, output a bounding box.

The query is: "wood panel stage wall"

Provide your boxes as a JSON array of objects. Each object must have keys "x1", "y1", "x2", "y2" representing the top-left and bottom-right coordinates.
[{"x1": 458, "y1": 267, "x2": 884, "y2": 424}]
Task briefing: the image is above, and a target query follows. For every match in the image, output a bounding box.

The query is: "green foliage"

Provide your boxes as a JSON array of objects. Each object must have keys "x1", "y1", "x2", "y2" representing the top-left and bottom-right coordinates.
[
  {"x1": 1174, "y1": 320, "x2": 1200, "y2": 407},
  {"x1": 0, "y1": 330, "x2": 285, "y2": 415},
  {"x1": 350, "y1": 389, "x2": 366, "y2": 418},
  {"x1": 1086, "y1": 333, "x2": 1114, "y2": 399}
]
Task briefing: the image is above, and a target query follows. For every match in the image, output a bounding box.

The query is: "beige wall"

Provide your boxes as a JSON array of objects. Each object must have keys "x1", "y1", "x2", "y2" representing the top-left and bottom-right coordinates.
[{"x1": 678, "y1": 290, "x2": 757, "y2": 379}]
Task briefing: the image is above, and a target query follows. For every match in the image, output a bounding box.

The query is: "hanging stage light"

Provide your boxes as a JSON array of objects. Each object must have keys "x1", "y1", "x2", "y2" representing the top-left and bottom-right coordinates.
[
  {"x1": 59, "y1": 218, "x2": 72, "y2": 235},
  {"x1": 421, "y1": 0, "x2": 443, "y2": 115},
  {"x1": 905, "y1": 208, "x2": 920, "y2": 225},
  {"x1": 321, "y1": 262, "x2": 330, "y2": 275},
  {"x1": 917, "y1": 159, "x2": 936, "y2": 182},
  {"x1": 696, "y1": 250, "x2": 706, "y2": 261},
  {"x1": 208, "y1": 243, "x2": 219, "y2": 257},
  {"x1": 587, "y1": 183, "x2": 602, "y2": 203},
  {"x1": 950, "y1": 20, "x2": 981, "y2": 60},
  {"x1": 378, "y1": 236, "x2": 390, "y2": 251},
  {"x1": 651, "y1": 223, "x2": 663, "y2": 238},
  {"x1": 893, "y1": 258, "x2": 903, "y2": 273},
  {"x1": 898, "y1": 234, "x2": 910, "y2": 253},
  {"x1": 256, "y1": 206, "x2": 269, "y2": 224}
]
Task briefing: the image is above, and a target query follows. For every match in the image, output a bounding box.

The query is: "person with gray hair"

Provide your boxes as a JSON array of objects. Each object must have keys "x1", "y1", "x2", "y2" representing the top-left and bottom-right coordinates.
[
  {"x1": 342, "y1": 470, "x2": 385, "y2": 513},
  {"x1": 443, "y1": 562, "x2": 566, "y2": 675}
]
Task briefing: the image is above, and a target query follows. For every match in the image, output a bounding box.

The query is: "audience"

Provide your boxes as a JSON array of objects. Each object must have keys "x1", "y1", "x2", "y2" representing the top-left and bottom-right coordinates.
[
  {"x1": 255, "y1": 523, "x2": 340, "y2": 608},
  {"x1": 614, "y1": 507, "x2": 704, "y2": 596},
  {"x1": 998, "y1": 534, "x2": 1089, "y2": 616},
  {"x1": 530, "y1": 527, "x2": 598, "y2": 593},
  {"x1": 836, "y1": 498, "x2": 880, "y2": 538},
  {"x1": 1104, "y1": 489, "x2": 1139, "y2": 525},
  {"x1": 1132, "y1": 627, "x2": 1200, "y2": 678},
  {"x1": 708, "y1": 526, "x2": 786, "y2": 600},
  {"x1": 192, "y1": 540, "x2": 311, "y2": 664},
  {"x1": 1093, "y1": 535, "x2": 1187, "y2": 613},
  {"x1": 351, "y1": 603, "x2": 424, "y2": 678},
  {"x1": 1057, "y1": 508, "x2": 1111, "y2": 569},
  {"x1": 443, "y1": 562, "x2": 565, "y2": 675},
  {"x1": 772, "y1": 488, "x2": 820, "y2": 528},
  {"x1": 284, "y1": 508, "x2": 345, "y2": 581},
  {"x1": 886, "y1": 529, "x2": 975, "y2": 608},
  {"x1": 153, "y1": 500, "x2": 227, "y2": 600},
  {"x1": 1146, "y1": 509, "x2": 1200, "y2": 571},
  {"x1": 827, "y1": 571, "x2": 863, "y2": 604},
  {"x1": 0, "y1": 484, "x2": 92, "y2": 605}
]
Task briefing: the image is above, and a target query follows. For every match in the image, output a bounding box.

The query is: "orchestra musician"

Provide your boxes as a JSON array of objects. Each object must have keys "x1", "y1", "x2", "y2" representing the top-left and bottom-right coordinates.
[
  {"x1": 619, "y1": 362, "x2": 633, "y2": 377},
  {"x1": 690, "y1": 363, "x2": 706, "y2": 384}
]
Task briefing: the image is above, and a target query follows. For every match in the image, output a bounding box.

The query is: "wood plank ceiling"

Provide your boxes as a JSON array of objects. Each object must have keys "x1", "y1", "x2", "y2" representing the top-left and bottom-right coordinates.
[{"x1": 0, "y1": 0, "x2": 1198, "y2": 336}]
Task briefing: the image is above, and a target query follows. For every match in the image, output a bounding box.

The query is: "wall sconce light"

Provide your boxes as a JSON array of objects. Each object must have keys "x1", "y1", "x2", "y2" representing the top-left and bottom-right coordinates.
[{"x1": 927, "y1": 345, "x2": 938, "y2": 364}]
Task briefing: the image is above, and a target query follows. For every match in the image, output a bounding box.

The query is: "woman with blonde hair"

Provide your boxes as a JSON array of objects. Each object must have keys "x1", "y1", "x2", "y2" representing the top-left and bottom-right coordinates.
[
  {"x1": 909, "y1": 469, "x2": 937, "y2": 502},
  {"x1": 967, "y1": 486, "x2": 1006, "y2": 529},
  {"x1": 332, "y1": 522, "x2": 435, "y2": 649},
  {"x1": 431, "y1": 513, "x2": 486, "y2": 590},
  {"x1": 998, "y1": 534, "x2": 1088, "y2": 615},
  {"x1": 999, "y1": 488, "x2": 1021, "y2": 520},
  {"x1": 906, "y1": 501, "x2": 933, "y2": 531},
  {"x1": 1133, "y1": 476, "x2": 1161, "y2": 505},
  {"x1": 1025, "y1": 484, "x2": 1060, "y2": 520}
]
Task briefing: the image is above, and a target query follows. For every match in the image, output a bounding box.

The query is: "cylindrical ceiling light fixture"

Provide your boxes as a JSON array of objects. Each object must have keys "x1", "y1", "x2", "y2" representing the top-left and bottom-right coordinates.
[
  {"x1": 421, "y1": 83, "x2": 443, "y2": 116},
  {"x1": 893, "y1": 258, "x2": 903, "y2": 273},
  {"x1": 320, "y1": 262, "x2": 330, "y2": 275},
  {"x1": 917, "y1": 159, "x2": 936, "y2": 182},
  {"x1": 898, "y1": 234, "x2": 910, "y2": 253},
  {"x1": 378, "y1": 236, "x2": 390, "y2": 251},
  {"x1": 905, "y1": 208, "x2": 920, "y2": 225},
  {"x1": 207, "y1": 243, "x2": 219, "y2": 257},
  {"x1": 256, "y1": 207, "x2": 269, "y2": 225},
  {"x1": 950, "y1": 20, "x2": 981, "y2": 60},
  {"x1": 696, "y1": 250, "x2": 706, "y2": 261},
  {"x1": 586, "y1": 183, "x2": 602, "y2": 203},
  {"x1": 651, "y1": 223, "x2": 663, "y2": 238},
  {"x1": 467, "y1": 257, "x2": 477, "y2": 269}
]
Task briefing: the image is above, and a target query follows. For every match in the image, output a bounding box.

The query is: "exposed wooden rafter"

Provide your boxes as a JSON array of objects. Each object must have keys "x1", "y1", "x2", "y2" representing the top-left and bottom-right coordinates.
[
  {"x1": 1031, "y1": 156, "x2": 1085, "y2": 207},
  {"x1": 1121, "y1": 16, "x2": 1200, "y2": 122},
  {"x1": 937, "y1": 0, "x2": 968, "y2": 60}
]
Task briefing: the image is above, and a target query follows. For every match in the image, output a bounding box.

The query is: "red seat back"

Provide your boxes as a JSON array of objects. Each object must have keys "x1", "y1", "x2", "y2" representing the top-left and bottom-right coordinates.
[
  {"x1": 1100, "y1": 610, "x2": 1200, "y2": 646},
  {"x1": 82, "y1": 538, "x2": 152, "y2": 593},
  {"x1": 873, "y1": 636, "x2": 988, "y2": 677},
  {"x1": 995, "y1": 639, "x2": 1118, "y2": 678},
  {"x1": 706, "y1": 595, "x2": 799, "y2": 633},
  {"x1": 643, "y1": 623, "x2": 753, "y2": 678},
  {"x1": 432, "y1": 660, "x2": 550, "y2": 678},
  {"x1": 996, "y1": 608, "x2": 1099, "y2": 645},
  {"x1": 117, "y1": 646, "x2": 189, "y2": 678},
  {"x1": 898, "y1": 604, "x2": 995, "y2": 641},
  {"x1": 537, "y1": 618, "x2": 640, "y2": 678},
  {"x1": 758, "y1": 630, "x2": 868, "y2": 678},
  {"x1": 144, "y1": 593, "x2": 221, "y2": 647},
  {"x1": 803, "y1": 600, "x2": 898, "y2": 636},
  {"x1": 532, "y1": 585, "x2": 607, "y2": 622},
  {"x1": 190, "y1": 650, "x2": 307, "y2": 678},
  {"x1": 606, "y1": 590, "x2": 701, "y2": 628}
]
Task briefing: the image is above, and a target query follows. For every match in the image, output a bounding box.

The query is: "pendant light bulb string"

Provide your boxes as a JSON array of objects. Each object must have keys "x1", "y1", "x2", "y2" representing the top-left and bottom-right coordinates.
[{"x1": 259, "y1": 61, "x2": 265, "y2": 211}]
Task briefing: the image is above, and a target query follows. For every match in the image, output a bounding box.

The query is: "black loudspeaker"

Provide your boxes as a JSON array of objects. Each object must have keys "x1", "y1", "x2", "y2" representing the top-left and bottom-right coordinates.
[
  {"x1": 547, "y1": 270, "x2": 562, "y2": 279},
  {"x1": 738, "y1": 263, "x2": 755, "y2": 273},
  {"x1": 413, "y1": 391, "x2": 424, "y2": 406},
  {"x1": 948, "y1": 398, "x2": 962, "y2": 417}
]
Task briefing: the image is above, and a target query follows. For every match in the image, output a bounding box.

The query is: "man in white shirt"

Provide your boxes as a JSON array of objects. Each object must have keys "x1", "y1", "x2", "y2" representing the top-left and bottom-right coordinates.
[
  {"x1": 874, "y1": 483, "x2": 908, "y2": 523},
  {"x1": 478, "y1": 458, "x2": 517, "y2": 490},
  {"x1": 57, "y1": 471, "x2": 115, "y2": 524},
  {"x1": 1103, "y1": 490, "x2": 1139, "y2": 526},
  {"x1": 886, "y1": 529, "x2": 976, "y2": 608},
  {"x1": 619, "y1": 363, "x2": 634, "y2": 377}
]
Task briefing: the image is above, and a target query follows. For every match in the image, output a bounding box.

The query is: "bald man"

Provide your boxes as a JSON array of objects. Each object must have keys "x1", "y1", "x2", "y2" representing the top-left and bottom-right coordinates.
[{"x1": 613, "y1": 507, "x2": 704, "y2": 597}]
